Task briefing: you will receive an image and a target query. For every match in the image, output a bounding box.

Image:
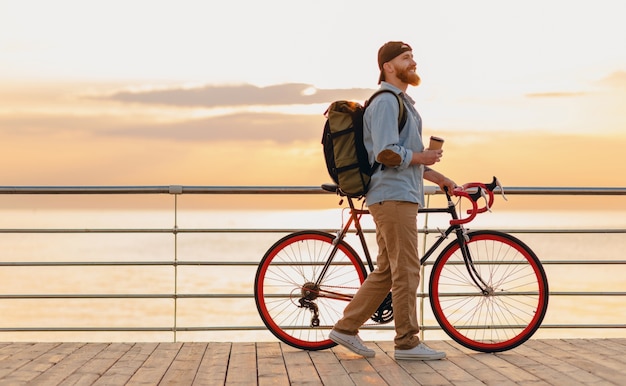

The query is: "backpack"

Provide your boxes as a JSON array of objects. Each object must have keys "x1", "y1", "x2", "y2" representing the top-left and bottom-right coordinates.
[{"x1": 322, "y1": 90, "x2": 407, "y2": 197}]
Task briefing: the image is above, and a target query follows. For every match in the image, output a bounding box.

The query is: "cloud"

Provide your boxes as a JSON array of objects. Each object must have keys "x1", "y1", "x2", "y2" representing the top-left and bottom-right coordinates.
[
  {"x1": 598, "y1": 71, "x2": 626, "y2": 89},
  {"x1": 524, "y1": 70, "x2": 626, "y2": 99},
  {"x1": 99, "y1": 83, "x2": 375, "y2": 107},
  {"x1": 0, "y1": 110, "x2": 324, "y2": 144},
  {"x1": 525, "y1": 91, "x2": 587, "y2": 98},
  {"x1": 102, "y1": 112, "x2": 322, "y2": 143}
]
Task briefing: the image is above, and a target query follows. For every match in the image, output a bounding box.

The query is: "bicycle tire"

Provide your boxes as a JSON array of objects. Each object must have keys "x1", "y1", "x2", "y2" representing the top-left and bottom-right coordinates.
[
  {"x1": 429, "y1": 230, "x2": 549, "y2": 353},
  {"x1": 254, "y1": 230, "x2": 367, "y2": 350}
]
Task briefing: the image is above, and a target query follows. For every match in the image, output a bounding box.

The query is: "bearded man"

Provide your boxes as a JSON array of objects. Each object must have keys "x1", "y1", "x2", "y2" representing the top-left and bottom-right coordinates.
[{"x1": 329, "y1": 41, "x2": 456, "y2": 361}]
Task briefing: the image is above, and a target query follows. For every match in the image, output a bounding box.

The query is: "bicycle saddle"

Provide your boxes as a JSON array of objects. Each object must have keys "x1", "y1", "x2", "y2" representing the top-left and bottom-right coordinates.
[{"x1": 321, "y1": 183, "x2": 339, "y2": 193}]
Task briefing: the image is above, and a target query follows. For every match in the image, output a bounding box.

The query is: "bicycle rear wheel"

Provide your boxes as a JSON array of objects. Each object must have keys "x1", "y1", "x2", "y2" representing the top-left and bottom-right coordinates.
[
  {"x1": 254, "y1": 230, "x2": 367, "y2": 350},
  {"x1": 429, "y1": 230, "x2": 549, "y2": 352}
]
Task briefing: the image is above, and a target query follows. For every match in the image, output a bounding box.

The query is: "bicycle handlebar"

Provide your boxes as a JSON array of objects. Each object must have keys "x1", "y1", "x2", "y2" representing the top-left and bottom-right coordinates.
[
  {"x1": 322, "y1": 176, "x2": 505, "y2": 226},
  {"x1": 447, "y1": 176, "x2": 504, "y2": 225}
]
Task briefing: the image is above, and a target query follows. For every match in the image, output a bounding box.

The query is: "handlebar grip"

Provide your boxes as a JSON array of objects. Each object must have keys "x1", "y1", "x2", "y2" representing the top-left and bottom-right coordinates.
[
  {"x1": 449, "y1": 188, "x2": 479, "y2": 225},
  {"x1": 447, "y1": 177, "x2": 501, "y2": 225},
  {"x1": 460, "y1": 182, "x2": 495, "y2": 215}
]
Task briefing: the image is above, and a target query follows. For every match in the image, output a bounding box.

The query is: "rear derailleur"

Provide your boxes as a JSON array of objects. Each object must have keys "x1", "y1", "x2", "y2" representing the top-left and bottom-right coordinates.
[{"x1": 299, "y1": 282, "x2": 320, "y2": 327}]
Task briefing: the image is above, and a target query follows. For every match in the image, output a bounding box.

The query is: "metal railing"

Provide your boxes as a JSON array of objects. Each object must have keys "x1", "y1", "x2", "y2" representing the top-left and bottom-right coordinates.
[{"x1": 0, "y1": 185, "x2": 625, "y2": 342}]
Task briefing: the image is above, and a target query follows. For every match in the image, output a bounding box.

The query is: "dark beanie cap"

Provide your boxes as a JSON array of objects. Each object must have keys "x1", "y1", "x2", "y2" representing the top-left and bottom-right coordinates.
[{"x1": 377, "y1": 41, "x2": 412, "y2": 84}]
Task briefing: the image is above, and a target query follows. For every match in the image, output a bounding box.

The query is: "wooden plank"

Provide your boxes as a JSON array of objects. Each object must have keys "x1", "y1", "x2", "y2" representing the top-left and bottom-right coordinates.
[
  {"x1": 28, "y1": 343, "x2": 108, "y2": 385},
  {"x1": 437, "y1": 341, "x2": 516, "y2": 386},
  {"x1": 280, "y1": 345, "x2": 323, "y2": 385},
  {"x1": 159, "y1": 342, "x2": 207, "y2": 386},
  {"x1": 58, "y1": 343, "x2": 134, "y2": 386},
  {"x1": 0, "y1": 342, "x2": 36, "y2": 362},
  {"x1": 0, "y1": 343, "x2": 59, "y2": 378},
  {"x1": 523, "y1": 340, "x2": 609, "y2": 385},
  {"x1": 365, "y1": 343, "x2": 423, "y2": 386},
  {"x1": 225, "y1": 342, "x2": 257, "y2": 385},
  {"x1": 548, "y1": 339, "x2": 626, "y2": 385},
  {"x1": 332, "y1": 344, "x2": 387, "y2": 385},
  {"x1": 93, "y1": 342, "x2": 158, "y2": 386},
  {"x1": 422, "y1": 347, "x2": 485, "y2": 385},
  {"x1": 614, "y1": 338, "x2": 626, "y2": 348},
  {"x1": 2, "y1": 342, "x2": 84, "y2": 384},
  {"x1": 588, "y1": 337, "x2": 626, "y2": 352},
  {"x1": 502, "y1": 342, "x2": 589, "y2": 386},
  {"x1": 467, "y1": 350, "x2": 541, "y2": 384},
  {"x1": 377, "y1": 341, "x2": 452, "y2": 386},
  {"x1": 256, "y1": 342, "x2": 289, "y2": 386},
  {"x1": 193, "y1": 342, "x2": 231, "y2": 386},
  {"x1": 564, "y1": 338, "x2": 626, "y2": 370},
  {"x1": 125, "y1": 342, "x2": 182, "y2": 386},
  {"x1": 308, "y1": 348, "x2": 354, "y2": 386}
]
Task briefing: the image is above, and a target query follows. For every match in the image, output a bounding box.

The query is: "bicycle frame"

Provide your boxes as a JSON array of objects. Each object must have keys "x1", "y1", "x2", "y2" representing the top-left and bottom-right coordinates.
[{"x1": 315, "y1": 188, "x2": 492, "y2": 299}]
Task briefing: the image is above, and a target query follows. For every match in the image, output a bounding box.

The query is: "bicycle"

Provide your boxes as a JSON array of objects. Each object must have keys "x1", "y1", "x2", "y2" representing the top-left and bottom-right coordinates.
[{"x1": 254, "y1": 177, "x2": 549, "y2": 353}]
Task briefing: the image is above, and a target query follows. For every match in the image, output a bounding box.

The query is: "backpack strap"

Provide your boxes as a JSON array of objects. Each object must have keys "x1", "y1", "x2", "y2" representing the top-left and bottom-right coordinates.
[
  {"x1": 365, "y1": 89, "x2": 408, "y2": 173},
  {"x1": 365, "y1": 89, "x2": 407, "y2": 133}
]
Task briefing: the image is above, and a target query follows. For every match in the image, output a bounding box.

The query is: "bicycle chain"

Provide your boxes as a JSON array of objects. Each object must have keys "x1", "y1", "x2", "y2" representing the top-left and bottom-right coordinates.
[{"x1": 293, "y1": 283, "x2": 393, "y2": 326}]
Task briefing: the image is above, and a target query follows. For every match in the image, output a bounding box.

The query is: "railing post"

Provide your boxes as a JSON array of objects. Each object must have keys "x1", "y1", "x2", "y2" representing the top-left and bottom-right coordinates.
[
  {"x1": 419, "y1": 194, "x2": 431, "y2": 341},
  {"x1": 169, "y1": 185, "x2": 183, "y2": 342}
]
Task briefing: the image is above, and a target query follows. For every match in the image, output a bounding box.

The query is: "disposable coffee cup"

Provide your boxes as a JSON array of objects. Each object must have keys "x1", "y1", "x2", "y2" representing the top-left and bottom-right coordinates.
[{"x1": 429, "y1": 136, "x2": 444, "y2": 150}]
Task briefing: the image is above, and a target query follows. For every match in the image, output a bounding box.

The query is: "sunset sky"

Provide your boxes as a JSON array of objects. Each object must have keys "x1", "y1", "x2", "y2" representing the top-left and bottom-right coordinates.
[{"x1": 1, "y1": 0, "x2": 625, "y2": 201}]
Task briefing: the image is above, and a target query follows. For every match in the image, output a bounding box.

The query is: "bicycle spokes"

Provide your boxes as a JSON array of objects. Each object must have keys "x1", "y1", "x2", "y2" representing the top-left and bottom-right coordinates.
[
  {"x1": 429, "y1": 231, "x2": 549, "y2": 353},
  {"x1": 254, "y1": 231, "x2": 367, "y2": 350}
]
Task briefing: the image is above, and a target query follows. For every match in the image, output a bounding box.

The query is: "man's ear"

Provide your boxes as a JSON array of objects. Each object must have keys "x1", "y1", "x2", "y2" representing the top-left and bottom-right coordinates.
[{"x1": 382, "y1": 61, "x2": 395, "y2": 77}]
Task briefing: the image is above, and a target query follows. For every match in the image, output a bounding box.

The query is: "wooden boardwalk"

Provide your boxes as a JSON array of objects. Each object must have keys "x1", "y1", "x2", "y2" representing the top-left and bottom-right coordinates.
[{"x1": 0, "y1": 339, "x2": 625, "y2": 385}]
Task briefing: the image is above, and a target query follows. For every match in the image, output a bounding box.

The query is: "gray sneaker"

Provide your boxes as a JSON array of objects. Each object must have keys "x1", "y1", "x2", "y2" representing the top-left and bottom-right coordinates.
[
  {"x1": 329, "y1": 330, "x2": 375, "y2": 358},
  {"x1": 395, "y1": 343, "x2": 446, "y2": 360}
]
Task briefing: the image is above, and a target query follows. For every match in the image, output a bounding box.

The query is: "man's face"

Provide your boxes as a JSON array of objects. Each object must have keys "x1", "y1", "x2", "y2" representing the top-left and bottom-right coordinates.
[{"x1": 392, "y1": 51, "x2": 420, "y2": 86}]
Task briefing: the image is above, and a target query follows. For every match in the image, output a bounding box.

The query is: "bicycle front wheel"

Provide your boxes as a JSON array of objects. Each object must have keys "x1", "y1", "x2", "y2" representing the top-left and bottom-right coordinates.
[
  {"x1": 429, "y1": 230, "x2": 549, "y2": 353},
  {"x1": 254, "y1": 231, "x2": 367, "y2": 350}
]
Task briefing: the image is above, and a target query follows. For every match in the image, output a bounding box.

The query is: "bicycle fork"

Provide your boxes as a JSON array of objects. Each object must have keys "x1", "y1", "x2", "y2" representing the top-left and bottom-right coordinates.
[{"x1": 456, "y1": 227, "x2": 492, "y2": 295}]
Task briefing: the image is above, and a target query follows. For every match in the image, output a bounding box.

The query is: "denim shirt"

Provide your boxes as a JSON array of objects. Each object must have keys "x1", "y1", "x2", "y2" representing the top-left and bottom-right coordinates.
[{"x1": 363, "y1": 82, "x2": 425, "y2": 207}]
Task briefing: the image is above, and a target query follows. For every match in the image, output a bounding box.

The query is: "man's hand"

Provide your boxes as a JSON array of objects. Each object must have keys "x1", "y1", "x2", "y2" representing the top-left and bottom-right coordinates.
[
  {"x1": 424, "y1": 169, "x2": 457, "y2": 194},
  {"x1": 412, "y1": 149, "x2": 442, "y2": 166},
  {"x1": 438, "y1": 177, "x2": 457, "y2": 195}
]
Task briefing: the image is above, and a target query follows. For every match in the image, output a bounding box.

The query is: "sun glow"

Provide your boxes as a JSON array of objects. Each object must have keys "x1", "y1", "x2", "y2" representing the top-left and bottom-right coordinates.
[{"x1": 0, "y1": 0, "x2": 625, "y2": 194}]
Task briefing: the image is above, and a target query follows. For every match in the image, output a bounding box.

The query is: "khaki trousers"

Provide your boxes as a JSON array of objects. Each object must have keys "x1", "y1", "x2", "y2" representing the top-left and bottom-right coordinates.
[{"x1": 333, "y1": 200, "x2": 421, "y2": 350}]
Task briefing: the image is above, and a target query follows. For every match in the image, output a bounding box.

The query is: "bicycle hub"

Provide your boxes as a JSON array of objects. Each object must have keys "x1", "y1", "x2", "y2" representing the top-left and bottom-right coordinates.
[{"x1": 301, "y1": 282, "x2": 319, "y2": 300}]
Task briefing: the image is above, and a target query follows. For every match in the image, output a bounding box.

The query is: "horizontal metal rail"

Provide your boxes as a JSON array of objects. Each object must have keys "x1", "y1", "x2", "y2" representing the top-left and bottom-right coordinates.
[
  {"x1": 1, "y1": 259, "x2": 625, "y2": 266},
  {"x1": 1, "y1": 185, "x2": 626, "y2": 195},
  {"x1": 0, "y1": 228, "x2": 625, "y2": 234},
  {"x1": 0, "y1": 185, "x2": 625, "y2": 340}
]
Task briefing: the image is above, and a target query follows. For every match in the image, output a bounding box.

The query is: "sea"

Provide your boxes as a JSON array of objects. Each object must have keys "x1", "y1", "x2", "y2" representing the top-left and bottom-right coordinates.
[{"x1": 0, "y1": 208, "x2": 625, "y2": 343}]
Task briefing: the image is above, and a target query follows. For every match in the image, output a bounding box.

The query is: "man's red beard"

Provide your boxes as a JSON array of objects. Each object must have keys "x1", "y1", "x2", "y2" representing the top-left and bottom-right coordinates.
[{"x1": 397, "y1": 65, "x2": 421, "y2": 86}]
